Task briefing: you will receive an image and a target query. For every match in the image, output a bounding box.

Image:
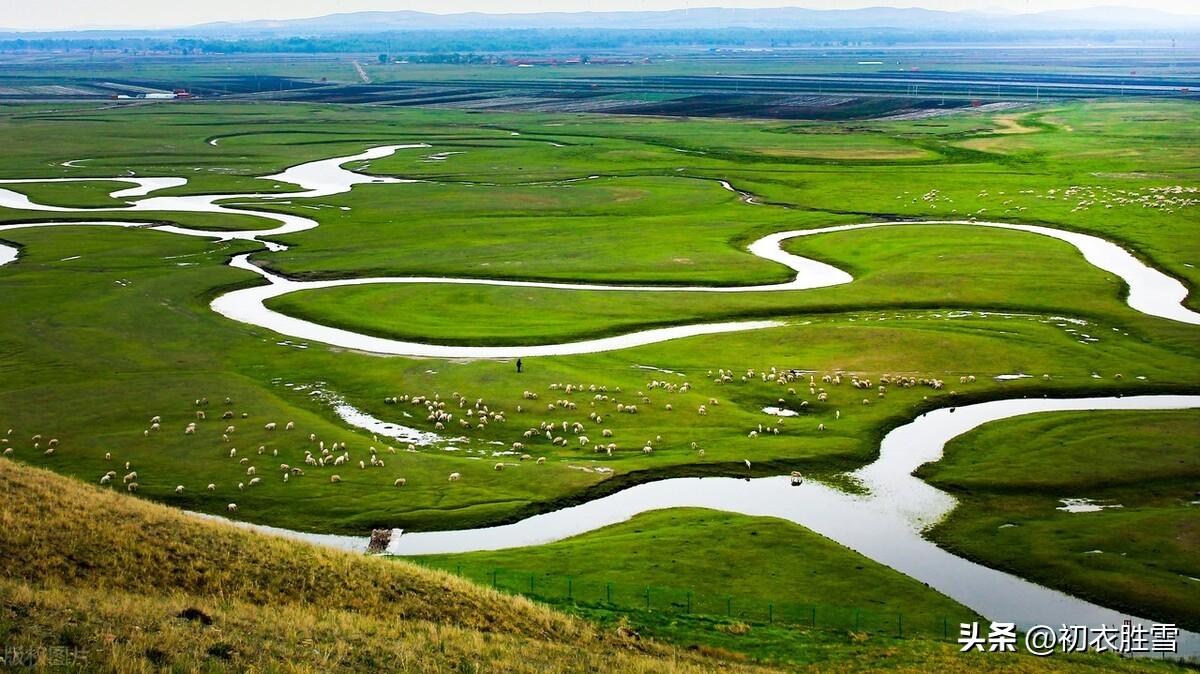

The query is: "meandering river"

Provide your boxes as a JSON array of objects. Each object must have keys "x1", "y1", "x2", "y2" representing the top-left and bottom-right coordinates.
[{"x1": 3, "y1": 146, "x2": 1198, "y2": 656}]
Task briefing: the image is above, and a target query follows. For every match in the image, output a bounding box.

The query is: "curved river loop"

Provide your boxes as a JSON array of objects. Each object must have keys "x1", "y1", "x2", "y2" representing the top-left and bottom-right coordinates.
[{"x1": 1, "y1": 145, "x2": 1198, "y2": 657}]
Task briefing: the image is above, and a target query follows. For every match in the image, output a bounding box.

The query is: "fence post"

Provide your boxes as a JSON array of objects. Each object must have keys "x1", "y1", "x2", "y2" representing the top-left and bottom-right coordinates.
[
  {"x1": 567, "y1": 576, "x2": 573, "y2": 602},
  {"x1": 942, "y1": 616, "x2": 948, "y2": 640}
]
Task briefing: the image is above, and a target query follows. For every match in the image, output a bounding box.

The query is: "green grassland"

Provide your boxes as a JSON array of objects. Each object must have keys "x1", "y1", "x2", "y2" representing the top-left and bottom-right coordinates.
[
  {"x1": 0, "y1": 100, "x2": 1196, "y2": 537},
  {"x1": 0, "y1": 97, "x2": 1197, "y2": 670},
  {"x1": 412, "y1": 508, "x2": 978, "y2": 635},
  {"x1": 919, "y1": 410, "x2": 1200, "y2": 631}
]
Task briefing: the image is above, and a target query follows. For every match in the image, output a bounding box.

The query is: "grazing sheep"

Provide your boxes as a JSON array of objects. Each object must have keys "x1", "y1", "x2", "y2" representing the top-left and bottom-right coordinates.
[
  {"x1": 285, "y1": 421, "x2": 295, "y2": 430},
  {"x1": 743, "y1": 459, "x2": 751, "y2": 469},
  {"x1": 99, "y1": 474, "x2": 112, "y2": 485},
  {"x1": 122, "y1": 471, "x2": 137, "y2": 483},
  {"x1": 601, "y1": 429, "x2": 613, "y2": 437},
  {"x1": 248, "y1": 477, "x2": 261, "y2": 486},
  {"x1": 264, "y1": 422, "x2": 277, "y2": 431},
  {"x1": 536, "y1": 457, "x2": 546, "y2": 464},
  {"x1": 578, "y1": 436, "x2": 589, "y2": 446},
  {"x1": 229, "y1": 448, "x2": 237, "y2": 458},
  {"x1": 196, "y1": 410, "x2": 206, "y2": 420},
  {"x1": 43, "y1": 447, "x2": 55, "y2": 456},
  {"x1": 150, "y1": 416, "x2": 161, "y2": 425},
  {"x1": 127, "y1": 482, "x2": 138, "y2": 492},
  {"x1": 104, "y1": 452, "x2": 111, "y2": 460},
  {"x1": 246, "y1": 466, "x2": 256, "y2": 476},
  {"x1": 227, "y1": 503, "x2": 237, "y2": 512},
  {"x1": 494, "y1": 463, "x2": 505, "y2": 471},
  {"x1": 330, "y1": 475, "x2": 341, "y2": 483},
  {"x1": 818, "y1": 423, "x2": 826, "y2": 432},
  {"x1": 207, "y1": 484, "x2": 216, "y2": 491},
  {"x1": 448, "y1": 472, "x2": 461, "y2": 482},
  {"x1": 174, "y1": 485, "x2": 185, "y2": 494},
  {"x1": 238, "y1": 482, "x2": 244, "y2": 491},
  {"x1": 394, "y1": 478, "x2": 407, "y2": 487}
]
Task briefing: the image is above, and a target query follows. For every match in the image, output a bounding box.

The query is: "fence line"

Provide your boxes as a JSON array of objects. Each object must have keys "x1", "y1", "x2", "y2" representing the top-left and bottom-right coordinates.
[{"x1": 409, "y1": 559, "x2": 975, "y2": 641}]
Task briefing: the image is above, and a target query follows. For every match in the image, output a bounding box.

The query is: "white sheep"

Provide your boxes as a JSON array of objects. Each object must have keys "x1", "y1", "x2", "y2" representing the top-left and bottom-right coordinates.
[
  {"x1": 330, "y1": 475, "x2": 341, "y2": 483},
  {"x1": 227, "y1": 503, "x2": 237, "y2": 512},
  {"x1": 448, "y1": 472, "x2": 461, "y2": 482},
  {"x1": 207, "y1": 484, "x2": 216, "y2": 491},
  {"x1": 174, "y1": 485, "x2": 185, "y2": 493},
  {"x1": 285, "y1": 421, "x2": 295, "y2": 430},
  {"x1": 494, "y1": 463, "x2": 505, "y2": 471},
  {"x1": 264, "y1": 422, "x2": 277, "y2": 431}
]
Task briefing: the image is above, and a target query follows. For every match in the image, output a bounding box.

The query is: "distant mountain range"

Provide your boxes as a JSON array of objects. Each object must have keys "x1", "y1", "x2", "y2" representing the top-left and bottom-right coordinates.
[
  {"x1": 6, "y1": 5, "x2": 1200, "y2": 37},
  {"x1": 185, "y1": 5, "x2": 1200, "y2": 34}
]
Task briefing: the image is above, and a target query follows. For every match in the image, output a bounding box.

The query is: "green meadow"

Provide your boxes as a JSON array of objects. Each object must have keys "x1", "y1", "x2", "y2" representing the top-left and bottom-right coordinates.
[{"x1": 0, "y1": 97, "x2": 1197, "y2": 667}]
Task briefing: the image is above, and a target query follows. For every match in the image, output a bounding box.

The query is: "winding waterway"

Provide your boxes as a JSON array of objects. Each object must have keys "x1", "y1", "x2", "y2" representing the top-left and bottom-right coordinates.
[{"x1": 2, "y1": 146, "x2": 1199, "y2": 655}]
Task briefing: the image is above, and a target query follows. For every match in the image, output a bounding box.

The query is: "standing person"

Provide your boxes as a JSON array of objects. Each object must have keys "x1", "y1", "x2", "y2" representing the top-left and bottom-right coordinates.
[{"x1": 516, "y1": 358, "x2": 523, "y2": 373}]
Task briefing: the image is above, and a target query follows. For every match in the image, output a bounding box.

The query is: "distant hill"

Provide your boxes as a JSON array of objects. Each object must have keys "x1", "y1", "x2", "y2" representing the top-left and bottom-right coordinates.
[
  {"x1": 5, "y1": 5, "x2": 1200, "y2": 38},
  {"x1": 187, "y1": 5, "x2": 1200, "y2": 35}
]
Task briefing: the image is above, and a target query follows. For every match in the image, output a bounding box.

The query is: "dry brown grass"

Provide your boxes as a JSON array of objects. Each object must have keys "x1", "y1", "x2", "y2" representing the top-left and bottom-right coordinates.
[{"x1": 0, "y1": 458, "x2": 776, "y2": 673}]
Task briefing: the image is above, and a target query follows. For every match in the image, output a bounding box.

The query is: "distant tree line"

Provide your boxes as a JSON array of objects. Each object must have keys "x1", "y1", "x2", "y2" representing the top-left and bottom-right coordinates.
[{"x1": 0, "y1": 28, "x2": 1135, "y2": 55}]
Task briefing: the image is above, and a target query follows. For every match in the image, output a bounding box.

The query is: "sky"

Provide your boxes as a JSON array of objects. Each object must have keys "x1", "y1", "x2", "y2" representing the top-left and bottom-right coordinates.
[{"x1": 3, "y1": 0, "x2": 1199, "y2": 31}]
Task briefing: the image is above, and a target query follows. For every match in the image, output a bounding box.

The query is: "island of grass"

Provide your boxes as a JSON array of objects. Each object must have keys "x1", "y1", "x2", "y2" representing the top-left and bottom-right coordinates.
[{"x1": 919, "y1": 409, "x2": 1200, "y2": 631}]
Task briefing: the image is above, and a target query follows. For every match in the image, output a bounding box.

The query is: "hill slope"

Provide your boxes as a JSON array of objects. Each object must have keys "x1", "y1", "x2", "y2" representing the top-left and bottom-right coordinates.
[{"x1": 0, "y1": 457, "x2": 773, "y2": 672}]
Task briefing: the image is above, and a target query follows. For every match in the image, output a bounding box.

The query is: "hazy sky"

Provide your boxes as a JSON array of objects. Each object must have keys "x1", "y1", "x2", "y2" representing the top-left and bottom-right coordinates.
[{"x1": 4, "y1": 0, "x2": 1199, "y2": 31}]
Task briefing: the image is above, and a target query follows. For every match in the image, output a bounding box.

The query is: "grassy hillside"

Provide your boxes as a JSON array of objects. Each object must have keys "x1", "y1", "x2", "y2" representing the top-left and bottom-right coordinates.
[{"x1": 0, "y1": 457, "x2": 774, "y2": 673}]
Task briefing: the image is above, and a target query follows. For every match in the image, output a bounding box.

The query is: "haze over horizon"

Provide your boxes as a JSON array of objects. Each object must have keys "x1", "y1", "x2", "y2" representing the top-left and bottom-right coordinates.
[{"x1": 4, "y1": 0, "x2": 1200, "y2": 32}]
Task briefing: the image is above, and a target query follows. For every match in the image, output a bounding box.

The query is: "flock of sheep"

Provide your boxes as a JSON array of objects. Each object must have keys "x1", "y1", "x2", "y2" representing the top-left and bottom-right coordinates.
[{"x1": 1, "y1": 364, "x2": 1001, "y2": 517}]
